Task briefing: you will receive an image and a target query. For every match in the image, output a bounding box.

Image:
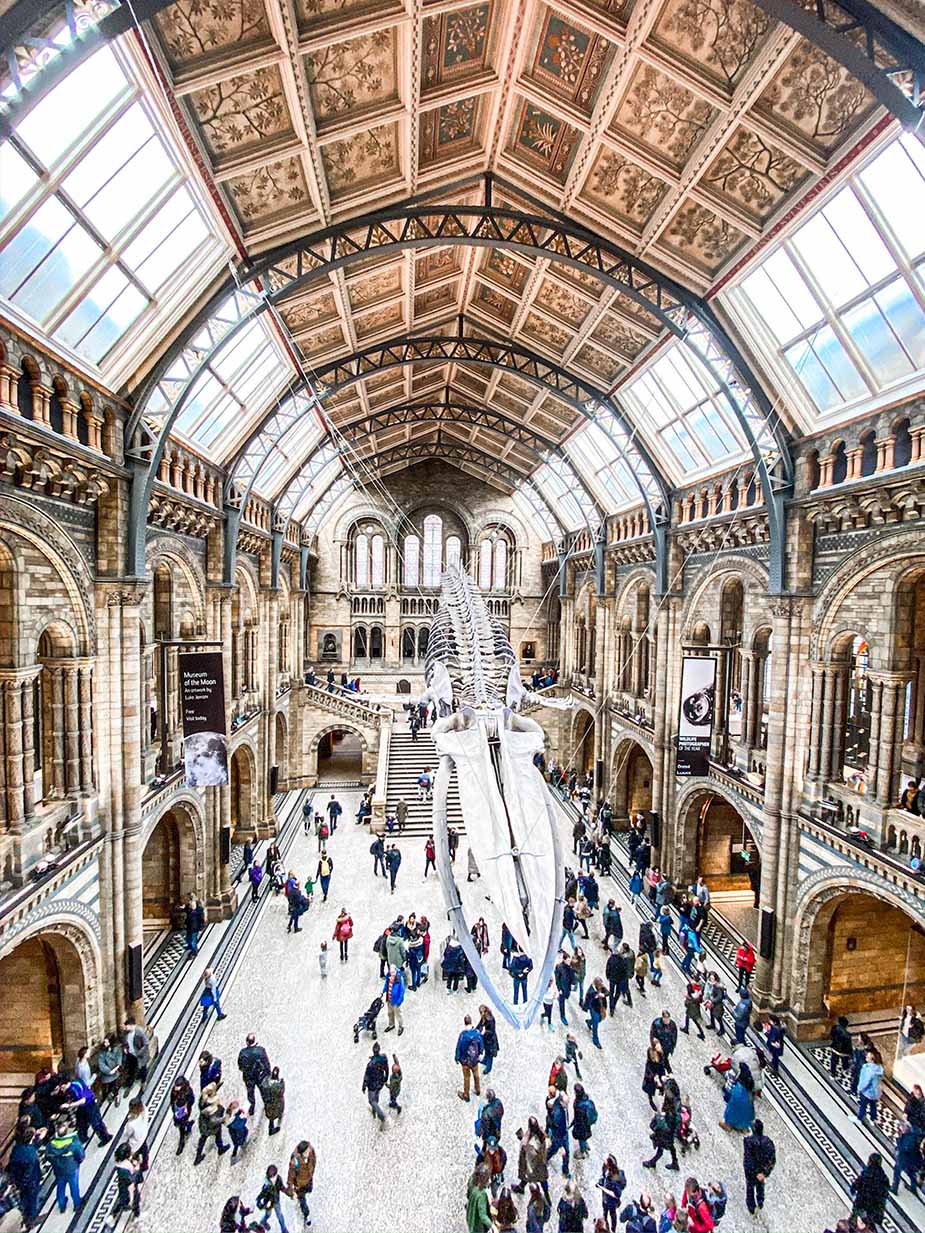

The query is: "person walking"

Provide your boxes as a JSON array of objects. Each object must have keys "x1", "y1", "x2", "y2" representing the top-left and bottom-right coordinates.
[
  {"x1": 571, "y1": 1083, "x2": 597, "y2": 1158},
  {"x1": 371, "y1": 834, "x2": 387, "y2": 879},
  {"x1": 315, "y1": 851, "x2": 333, "y2": 902},
  {"x1": 194, "y1": 1083, "x2": 230, "y2": 1164},
  {"x1": 546, "y1": 1090, "x2": 571, "y2": 1178},
  {"x1": 467, "y1": 1164, "x2": 493, "y2": 1233},
  {"x1": 97, "y1": 1035, "x2": 124, "y2": 1109},
  {"x1": 584, "y1": 978, "x2": 605, "y2": 1050},
  {"x1": 200, "y1": 967, "x2": 228, "y2": 1022},
  {"x1": 732, "y1": 987, "x2": 752, "y2": 1045},
  {"x1": 287, "y1": 1140, "x2": 316, "y2": 1227},
  {"x1": 238, "y1": 1034, "x2": 271, "y2": 1116},
  {"x1": 326, "y1": 794, "x2": 342, "y2": 834},
  {"x1": 122, "y1": 1018, "x2": 152, "y2": 1092},
  {"x1": 198, "y1": 1049, "x2": 222, "y2": 1091},
  {"x1": 185, "y1": 895, "x2": 205, "y2": 957},
  {"x1": 514, "y1": 1119, "x2": 550, "y2": 1202},
  {"x1": 735, "y1": 941, "x2": 756, "y2": 989},
  {"x1": 854, "y1": 1048, "x2": 884, "y2": 1124},
  {"x1": 228, "y1": 1103, "x2": 248, "y2": 1159},
  {"x1": 526, "y1": 1182, "x2": 552, "y2": 1233},
  {"x1": 248, "y1": 861, "x2": 264, "y2": 902},
  {"x1": 603, "y1": 901, "x2": 623, "y2": 951},
  {"x1": 424, "y1": 835, "x2": 436, "y2": 878},
  {"x1": 890, "y1": 1120, "x2": 922, "y2": 1197},
  {"x1": 47, "y1": 1119, "x2": 85, "y2": 1215},
  {"x1": 721, "y1": 1062, "x2": 755, "y2": 1132},
  {"x1": 106, "y1": 1142, "x2": 143, "y2": 1228},
  {"x1": 743, "y1": 1118, "x2": 776, "y2": 1214},
  {"x1": 386, "y1": 844, "x2": 402, "y2": 894},
  {"x1": 395, "y1": 797, "x2": 408, "y2": 831},
  {"x1": 478, "y1": 1005, "x2": 499, "y2": 1075},
  {"x1": 456, "y1": 1015, "x2": 484, "y2": 1101},
  {"x1": 555, "y1": 952, "x2": 574, "y2": 1026},
  {"x1": 123, "y1": 1096, "x2": 149, "y2": 1171},
  {"x1": 850, "y1": 1153, "x2": 890, "y2": 1230},
  {"x1": 511, "y1": 948, "x2": 534, "y2": 1006},
  {"x1": 651, "y1": 1011, "x2": 678, "y2": 1074},
  {"x1": 597, "y1": 1156, "x2": 626, "y2": 1233},
  {"x1": 8, "y1": 1126, "x2": 41, "y2": 1230},
  {"x1": 472, "y1": 918, "x2": 490, "y2": 957},
  {"x1": 383, "y1": 965, "x2": 405, "y2": 1036},
  {"x1": 680, "y1": 979, "x2": 706, "y2": 1042},
  {"x1": 388, "y1": 1055, "x2": 403, "y2": 1113},
  {"x1": 333, "y1": 908, "x2": 353, "y2": 961},
  {"x1": 704, "y1": 973, "x2": 726, "y2": 1037},
  {"x1": 261, "y1": 1066, "x2": 286, "y2": 1135},
  {"x1": 362, "y1": 1042, "x2": 389, "y2": 1130},
  {"x1": 829, "y1": 1014, "x2": 853, "y2": 1078},
  {"x1": 557, "y1": 1179, "x2": 589, "y2": 1231},
  {"x1": 643, "y1": 1105, "x2": 679, "y2": 1172},
  {"x1": 256, "y1": 1165, "x2": 289, "y2": 1233},
  {"x1": 642, "y1": 1041, "x2": 666, "y2": 1112}
]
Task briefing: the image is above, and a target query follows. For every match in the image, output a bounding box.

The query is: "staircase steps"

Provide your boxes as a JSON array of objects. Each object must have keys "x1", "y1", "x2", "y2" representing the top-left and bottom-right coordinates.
[{"x1": 385, "y1": 726, "x2": 464, "y2": 837}]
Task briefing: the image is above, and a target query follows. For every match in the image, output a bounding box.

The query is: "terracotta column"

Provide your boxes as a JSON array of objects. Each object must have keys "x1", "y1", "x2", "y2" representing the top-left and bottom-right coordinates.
[
  {"x1": 78, "y1": 665, "x2": 94, "y2": 792},
  {"x1": 806, "y1": 664, "x2": 825, "y2": 779},
  {"x1": 819, "y1": 667, "x2": 839, "y2": 784},
  {"x1": 21, "y1": 675, "x2": 36, "y2": 823},
  {"x1": 3, "y1": 678, "x2": 24, "y2": 832},
  {"x1": 64, "y1": 664, "x2": 80, "y2": 794}
]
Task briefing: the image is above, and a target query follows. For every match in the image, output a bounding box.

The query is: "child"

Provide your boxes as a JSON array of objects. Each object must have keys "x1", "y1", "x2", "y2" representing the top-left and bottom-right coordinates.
[
  {"x1": 564, "y1": 1034, "x2": 582, "y2": 1080},
  {"x1": 388, "y1": 1055, "x2": 402, "y2": 1113},
  {"x1": 107, "y1": 1142, "x2": 142, "y2": 1227},
  {"x1": 650, "y1": 947, "x2": 664, "y2": 988},
  {"x1": 227, "y1": 1101, "x2": 248, "y2": 1159},
  {"x1": 634, "y1": 951, "x2": 648, "y2": 994},
  {"x1": 318, "y1": 940, "x2": 328, "y2": 978},
  {"x1": 303, "y1": 872, "x2": 314, "y2": 906},
  {"x1": 706, "y1": 1181, "x2": 727, "y2": 1224},
  {"x1": 549, "y1": 1057, "x2": 568, "y2": 1092}
]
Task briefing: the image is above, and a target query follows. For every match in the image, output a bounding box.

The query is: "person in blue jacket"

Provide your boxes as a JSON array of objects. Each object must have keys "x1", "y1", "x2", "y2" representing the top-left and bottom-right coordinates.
[
  {"x1": 8, "y1": 1126, "x2": 42, "y2": 1229},
  {"x1": 891, "y1": 1119, "x2": 923, "y2": 1196},
  {"x1": 383, "y1": 964, "x2": 406, "y2": 1036},
  {"x1": 456, "y1": 1015, "x2": 485, "y2": 1102},
  {"x1": 510, "y1": 948, "x2": 534, "y2": 1005},
  {"x1": 545, "y1": 1090, "x2": 570, "y2": 1177},
  {"x1": 46, "y1": 1117, "x2": 85, "y2": 1214}
]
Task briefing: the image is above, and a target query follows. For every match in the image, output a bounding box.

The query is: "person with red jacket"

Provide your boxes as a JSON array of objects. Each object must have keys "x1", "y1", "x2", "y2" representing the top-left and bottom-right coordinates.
[
  {"x1": 333, "y1": 908, "x2": 353, "y2": 961},
  {"x1": 735, "y1": 941, "x2": 756, "y2": 989},
  {"x1": 424, "y1": 835, "x2": 437, "y2": 878},
  {"x1": 683, "y1": 1177, "x2": 715, "y2": 1233}
]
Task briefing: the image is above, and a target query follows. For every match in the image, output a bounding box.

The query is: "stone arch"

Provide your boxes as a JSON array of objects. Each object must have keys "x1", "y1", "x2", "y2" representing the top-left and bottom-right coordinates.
[
  {"x1": 274, "y1": 709, "x2": 289, "y2": 783},
  {"x1": 145, "y1": 536, "x2": 206, "y2": 628},
  {"x1": 790, "y1": 867, "x2": 925, "y2": 1031},
  {"x1": 673, "y1": 782, "x2": 762, "y2": 890},
  {"x1": 609, "y1": 735, "x2": 653, "y2": 827},
  {"x1": 679, "y1": 556, "x2": 769, "y2": 643},
  {"x1": 0, "y1": 496, "x2": 95, "y2": 658},
  {"x1": 309, "y1": 722, "x2": 372, "y2": 783},
  {"x1": 142, "y1": 799, "x2": 202, "y2": 925},
  {"x1": 0, "y1": 911, "x2": 103, "y2": 1076},
  {"x1": 614, "y1": 567, "x2": 657, "y2": 620},
  {"x1": 570, "y1": 706, "x2": 596, "y2": 777},
  {"x1": 229, "y1": 740, "x2": 258, "y2": 839}
]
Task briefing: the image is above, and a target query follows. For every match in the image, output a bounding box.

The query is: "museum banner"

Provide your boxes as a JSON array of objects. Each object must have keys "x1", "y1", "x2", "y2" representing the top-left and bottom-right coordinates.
[
  {"x1": 676, "y1": 655, "x2": 716, "y2": 777},
  {"x1": 179, "y1": 651, "x2": 228, "y2": 788}
]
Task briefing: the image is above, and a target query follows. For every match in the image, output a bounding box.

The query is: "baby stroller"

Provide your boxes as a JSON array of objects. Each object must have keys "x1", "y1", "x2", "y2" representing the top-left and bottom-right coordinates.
[
  {"x1": 703, "y1": 1052, "x2": 734, "y2": 1082},
  {"x1": 353, "y1": 995, "x2": 383, "y2": 1044},
  {"x1": 677, "y1": 1101, "x2": 701, "y2": 1153},
  {"x1": 270, "y1": 861, "x2": 286, "y2": 895}
]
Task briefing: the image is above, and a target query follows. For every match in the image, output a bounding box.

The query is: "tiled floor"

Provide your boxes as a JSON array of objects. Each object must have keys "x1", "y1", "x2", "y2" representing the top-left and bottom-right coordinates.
[{"x1": 133, "y1": 789, "x2": 848, "y2": 1233}]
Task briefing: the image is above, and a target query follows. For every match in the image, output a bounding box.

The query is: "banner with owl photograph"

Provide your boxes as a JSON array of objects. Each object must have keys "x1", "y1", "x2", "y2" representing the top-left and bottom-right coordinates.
[{"x1": 676, "y1": 656, "x2": 716, "y2": 777}]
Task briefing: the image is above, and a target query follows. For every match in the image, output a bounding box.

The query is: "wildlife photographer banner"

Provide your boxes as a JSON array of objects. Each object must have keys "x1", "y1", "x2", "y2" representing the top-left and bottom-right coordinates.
[
  {"x1": 676, "y1": 655, "x2": 716, "y2": 777},
  {"x1": 179, "y1": 651, "x2": 228, "y2": 788}
]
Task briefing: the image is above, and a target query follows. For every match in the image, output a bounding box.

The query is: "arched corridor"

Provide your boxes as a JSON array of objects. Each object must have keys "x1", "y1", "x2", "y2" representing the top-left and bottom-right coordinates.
[
  {"x1": 571, "y1": 709, "x2": 596, "y2": 778},
  {"x1": 142, "y1": 809, "x2": 197, "y2": 926},
  {"x1": 316, "y1": 727, "x2": 365, "y2": 781}
]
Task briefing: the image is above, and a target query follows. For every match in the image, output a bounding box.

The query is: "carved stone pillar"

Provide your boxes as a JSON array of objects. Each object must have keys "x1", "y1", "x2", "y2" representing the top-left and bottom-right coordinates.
[
  {"x1": 818, "y1": 665, "x2": 839, "y2": 786},
  {"x1": 59, "y1": 398, "x2": 80, "y2": 440},
  {"x1": 3, "y1": 678, "x2": 24, "y2": 832},
  {"x1": 806, "y1": 664, "x2": 825, "y2": 779},
  {"x1": 21, "y1": 676, "x2": 35, "y2": 823},
  {"x1": 0, "y1": 364, "x2": 18, "y2": 411},
  {"x1": 78, "y1": 665, "x2": 94, "y2": 792},
  {"x1": 875, "y1": 677, "x2": 907, "y2": 805},
  {"x1": 50, "y1": 666, "x2": 66, "y2": 798},
  {"x1": 31, "y1": 383, "x2": 52, "y2": 427},
  {"x1": 64, "y1": 665, "x2": 80, "y2": 794},
  {"x1": 866, "y1": 678, "x2": 883, "y2": 793}
]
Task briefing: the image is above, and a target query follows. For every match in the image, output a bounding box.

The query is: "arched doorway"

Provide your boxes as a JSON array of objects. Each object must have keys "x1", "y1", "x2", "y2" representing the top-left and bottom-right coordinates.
[
  {"x1": 230, "y1": 745, "x2": 254, "y2": 838},
  {"x1": 572, "y1": 710, "x2": 595, "y2": 778},
  {"x1": 274, "y1": 711, "x2": 288, "y2": 785},
  {"x1": 142, "y1": 812, "x2": 182, "y2": 926},
  {"x1": 611, "y1": 740, "x2": 653, "y2": 825},
  {"x1": 799, "y1": 887, "x2": 925, "y2": 1069},
  {"x1": 682, "y1": 790, "x2": 761, "y2": 939},
  {"x1": 317, "y1": 728, "x2": 364, "y2": 781}
]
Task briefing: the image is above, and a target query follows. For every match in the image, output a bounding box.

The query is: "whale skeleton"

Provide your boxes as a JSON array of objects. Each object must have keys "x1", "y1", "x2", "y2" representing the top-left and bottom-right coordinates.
[{"x1": 419, "y1": 566, "x2": 575, "y2": 1029}]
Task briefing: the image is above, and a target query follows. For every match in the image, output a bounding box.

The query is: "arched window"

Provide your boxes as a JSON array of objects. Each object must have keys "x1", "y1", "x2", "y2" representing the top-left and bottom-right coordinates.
[
  {"x1": 371, "y1": 535, "x2": 385, "y2": 588},
  {"x1": 370, "y1": 626, "x2": 383, "y2": 659},
  {"x1": 403, "y1": 536, "x2": 419, "y2": 588},
  {"x1": 423, "y1": 515, "x2": 442, "y2": 587},
  {"x1": 401, "y1": 627, "x2": 416, "y2": 660},
  {"x1": 493, "y1": 539, "x2": 508, "y2": 591},
  {"x1": 478, "y1": 540, "x2": 492, "y2": 590},
  {"x1": 418, "y1": 626, "x2": 430, "y2": 657},
  {"x1": 353, "y1": 626, "x2": 368, "y2": 658},
  {"x1": 446, "y1": 535, "x2": 461, "y2": 571},
  {"x1": 355, "y1": 533, "x2": 369, "y2": 588}
]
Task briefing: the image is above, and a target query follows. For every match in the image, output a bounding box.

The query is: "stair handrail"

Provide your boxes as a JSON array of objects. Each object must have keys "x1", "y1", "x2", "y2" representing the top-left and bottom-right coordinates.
[
  {"x1": 372, "y1": 708, "x2": 392, "y2": 828},
  {"x1": 301, "y1": 680, "x2": 383, "y2": 722}
]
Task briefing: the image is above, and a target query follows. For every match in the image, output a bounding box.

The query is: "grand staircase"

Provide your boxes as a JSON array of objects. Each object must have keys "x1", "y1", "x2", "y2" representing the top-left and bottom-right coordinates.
[{"x1": 385, "y1": 725, "x2": 464, "y2": 836}]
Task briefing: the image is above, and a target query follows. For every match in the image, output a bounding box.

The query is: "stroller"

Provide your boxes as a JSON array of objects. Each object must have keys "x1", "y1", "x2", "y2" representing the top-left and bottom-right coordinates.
[
  {"x1": 677, "y1": 1101, "x2": 701, "y2": 1153},
  {"x1": 353, "y1": 995, "x2": 384, "y2": 1044},
  {"x1": 270, "y1": 861, "x2": 286, "y2": 895}
]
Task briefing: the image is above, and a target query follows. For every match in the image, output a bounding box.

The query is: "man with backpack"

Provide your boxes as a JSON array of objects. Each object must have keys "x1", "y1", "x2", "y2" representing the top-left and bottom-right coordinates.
[
  {"x1": 362, "y1": 1042, "x2": 389, "y2": 1129},
  {"x1": 743, "y1": 1118, "x2": 776, "y2": 1214},
  {"x1": 455, "y1": 1015, "x2": 484, "y2": 1101},
  {"x1": 417, "y1": 768, "x2": 432, "y2": 802},
  {"x1": 683, "y1": 1178, "x2": 715, "y2": 1232},
  {"x1": 386, "y1": 844, "x2": 402, "y2": 894},
  {"x1": 237, "y1": 1034, "x2": 271, "y2": 1116},
  {"x1": 370, "y1": 833, "x2": 387, "y2": 878},
  {"x1": 315, "y1": 850, "x2": 334, "y2": 902},
  {"x1": 510, "y1": 948, "x2": 533, "y2": 1005}
]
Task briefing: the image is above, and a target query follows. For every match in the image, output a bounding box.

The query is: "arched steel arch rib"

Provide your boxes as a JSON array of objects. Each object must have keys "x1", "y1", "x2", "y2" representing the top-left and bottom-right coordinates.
[
  {"x1": 125, "y1": 200, "x2": 789, "y2": 588},
  {"x1": 270, "y1": 400, "x2": 601, "y2": 518},
  {"x1": 228, "y1": 333, "x2": 668, "y2": 579},
  {"x1": 749, "y1": 0, "x2": 925, "y2": 136}
]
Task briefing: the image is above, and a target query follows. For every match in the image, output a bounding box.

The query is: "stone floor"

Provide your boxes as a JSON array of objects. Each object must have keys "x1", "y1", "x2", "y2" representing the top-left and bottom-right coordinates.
[{"x1": 135, "y1": 789, "x2": 846, "y2": 1233}]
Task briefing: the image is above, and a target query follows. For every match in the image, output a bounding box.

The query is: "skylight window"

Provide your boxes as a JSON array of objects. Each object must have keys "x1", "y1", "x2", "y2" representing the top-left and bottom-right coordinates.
[
  {"x1": 0, "y1": 41, "x2": 224, "y2": 371},
  {"x1": 533, "y1": 459, "x2": 592, "y2": 531},
  {"x1": 727, "y1": 133, "x2": 925, "y2": 422}
]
